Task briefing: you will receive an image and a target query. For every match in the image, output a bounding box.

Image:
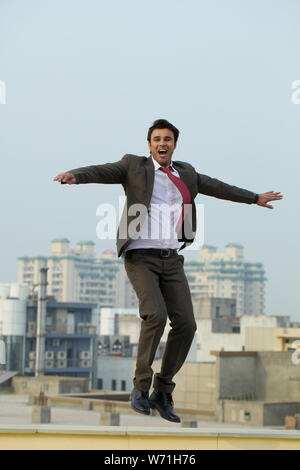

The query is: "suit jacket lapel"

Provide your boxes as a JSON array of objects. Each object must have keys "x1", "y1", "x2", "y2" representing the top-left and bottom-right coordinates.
[{"x1": 145, "y1": 155, "x2": 154, "y2": 205}]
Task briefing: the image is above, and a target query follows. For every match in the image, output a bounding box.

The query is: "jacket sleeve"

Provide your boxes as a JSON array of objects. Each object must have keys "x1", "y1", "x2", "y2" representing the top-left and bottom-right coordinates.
[
  {"x1": 68, "y1": 154, "x2": 129, "y2": 185},
  {"x1": 197, "y1": 172, "x2": 258, "y2": 204}
]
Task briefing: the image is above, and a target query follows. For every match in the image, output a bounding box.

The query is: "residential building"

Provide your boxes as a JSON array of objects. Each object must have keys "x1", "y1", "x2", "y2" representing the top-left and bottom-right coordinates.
[
  {"x1": 18, "y1": 240, "x2": 266, "y2": 316},
  {"x1": 18, "y1": 239, "x2": 138, "y2": 308},
  {"x1": 25, "y1": 300, "x2": 99, "y2": 388},
  {"x1": 184, "y1": 243, "x2": 266, "y2": 316}
]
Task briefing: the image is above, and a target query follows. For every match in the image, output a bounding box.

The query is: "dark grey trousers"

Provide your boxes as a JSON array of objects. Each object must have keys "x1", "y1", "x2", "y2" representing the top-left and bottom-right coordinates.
[{"x1": 124, "y1": 251, "x2": 197, "y2": 394}]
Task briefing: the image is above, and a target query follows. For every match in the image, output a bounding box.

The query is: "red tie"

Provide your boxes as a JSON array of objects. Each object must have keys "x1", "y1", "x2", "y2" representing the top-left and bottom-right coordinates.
[{"x1": 159, "y1": 166, "x2": 191, "y2": 233}]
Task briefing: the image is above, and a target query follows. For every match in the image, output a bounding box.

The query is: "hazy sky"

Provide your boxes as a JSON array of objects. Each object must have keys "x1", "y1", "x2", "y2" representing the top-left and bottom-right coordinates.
[{"x1": 0, "y1": 0, "x2": 299, "y2": 319}]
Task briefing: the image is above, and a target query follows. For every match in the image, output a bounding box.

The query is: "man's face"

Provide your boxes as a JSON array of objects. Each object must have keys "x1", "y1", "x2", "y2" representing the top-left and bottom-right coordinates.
[{"x1": 148, "y1": 128, "x2": 177, "y2": 167}]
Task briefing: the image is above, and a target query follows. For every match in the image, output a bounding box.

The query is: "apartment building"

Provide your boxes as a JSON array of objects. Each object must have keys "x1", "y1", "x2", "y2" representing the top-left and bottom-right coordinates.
[
  {"x1": 185, "y1": 243, "x2": 266, "y2": 316},
  {"x1": 18, "y1": 239, "x2": 138, "y2": 308},
  {"x1": 18, "y1": 240, "x2": 266, "y2": 316}
]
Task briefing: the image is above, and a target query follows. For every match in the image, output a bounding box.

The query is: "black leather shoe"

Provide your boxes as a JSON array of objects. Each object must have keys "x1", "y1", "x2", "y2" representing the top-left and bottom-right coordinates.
[
  {"x1": 131, "y1": 388, "x2": 150, "y2": 415},
  {"x1": 149, "y1": 390, "x2": 181, "y2": 423}
]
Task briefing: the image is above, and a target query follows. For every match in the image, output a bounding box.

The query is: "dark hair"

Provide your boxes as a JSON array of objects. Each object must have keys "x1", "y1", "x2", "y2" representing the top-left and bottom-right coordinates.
[{"x1": 147, "y1": 119, "x2": 179, "y2": 144}]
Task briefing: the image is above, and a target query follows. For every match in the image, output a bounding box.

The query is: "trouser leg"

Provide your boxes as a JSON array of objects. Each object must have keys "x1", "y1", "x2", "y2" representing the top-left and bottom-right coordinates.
[
  {"x1": 153, "y1": 255, "x2": 197, "y2": 394},
  {"x1": 124, "y1": 254, "x2": 167, "y2": 392}
]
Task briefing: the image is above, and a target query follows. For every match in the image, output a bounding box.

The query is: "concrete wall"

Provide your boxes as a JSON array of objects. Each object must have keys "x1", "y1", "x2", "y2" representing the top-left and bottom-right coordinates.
[
  {"x1": 196, "y1": 319, "x2": 245, "y2": 362},
  {"x1": 193, "y1": 297, "x2": 236, "y2": 320},
  {"x1": 212, "y1": 318, "x2": 235, "y2": 333},
  {"x1": 151, "y1": 360, "x2": 217, "y2": 411},
  {"x1": 2, "y1": 425, "x2": 300, "y2": 450},
  {"x1": 216, "y1": 353, "x2": 257, "y2": 399},
  {"x1": 59, "y1": 379, "x2": 88, "y2": 394},
  {"x1": 223, "y1": 400, "x2": 300, "y2": 427},
  {"x1": 255, "y1": 351, "x2": 300, "y2": 401},
  {"x1": 223, "y1": 400, "x2": 264, "y2": 427},
  {"x1": 12, "y1": 376, "x2": 88, "y2": 395},
  {"x1": 245, "y1": 327, "x2": 276, "y2": 351},
  {"x1": 263, "y1": 402, "x2": 300, "y2": 426},
  {"x1": 215, "y1": 351, "x2": 300, "y2": 402}
]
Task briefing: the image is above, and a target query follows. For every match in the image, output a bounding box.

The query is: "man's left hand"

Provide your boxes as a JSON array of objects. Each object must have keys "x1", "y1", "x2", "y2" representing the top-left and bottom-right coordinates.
[{"x1": 257, "y1": 191, "x2": 283, "y2": 209}]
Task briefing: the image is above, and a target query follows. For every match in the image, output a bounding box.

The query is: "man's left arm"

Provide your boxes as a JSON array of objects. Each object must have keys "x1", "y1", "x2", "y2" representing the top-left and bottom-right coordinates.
[{"x1": 197, "y1": 173, "x2": 283, "y2": 208}]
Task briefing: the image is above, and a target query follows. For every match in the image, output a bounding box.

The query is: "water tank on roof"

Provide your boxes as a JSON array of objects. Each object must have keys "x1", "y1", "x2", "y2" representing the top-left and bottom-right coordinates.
[
  {"x1": 0, "y1": 284, "x2": 10, "y2": 299},
  {"x1": 10, "y1": 283, "x2": 30, "y2": 301},
  {"x1": 0, "y1": 299, "x2": 26, "y2": 335}
]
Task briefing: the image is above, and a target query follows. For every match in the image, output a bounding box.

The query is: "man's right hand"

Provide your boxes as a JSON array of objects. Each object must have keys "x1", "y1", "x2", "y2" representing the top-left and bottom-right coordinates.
[{"x1": 53, "y1": 172, "x2": 76, "y2": 184}]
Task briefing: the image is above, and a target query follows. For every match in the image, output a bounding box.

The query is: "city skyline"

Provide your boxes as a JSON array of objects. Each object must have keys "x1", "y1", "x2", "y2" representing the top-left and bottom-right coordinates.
[{"x1": 18, "y1": 237, "x2": 265, "y2": 318}]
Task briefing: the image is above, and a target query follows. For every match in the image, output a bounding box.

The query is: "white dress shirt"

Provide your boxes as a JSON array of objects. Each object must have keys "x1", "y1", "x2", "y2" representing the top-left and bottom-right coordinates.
[{"x1": 123, "y1": 156, "x2": 183, "y2": 253}]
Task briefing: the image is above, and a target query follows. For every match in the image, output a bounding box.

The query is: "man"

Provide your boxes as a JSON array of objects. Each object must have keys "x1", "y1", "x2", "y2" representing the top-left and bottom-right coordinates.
[{"x1": 54, "y1": 119, "x2": 283, "y2": 423}]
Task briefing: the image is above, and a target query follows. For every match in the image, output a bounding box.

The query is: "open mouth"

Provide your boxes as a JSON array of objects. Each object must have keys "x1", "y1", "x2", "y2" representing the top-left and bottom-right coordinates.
[{"x1": 158, "y1": 150, "x2": 168, "y2": 156}]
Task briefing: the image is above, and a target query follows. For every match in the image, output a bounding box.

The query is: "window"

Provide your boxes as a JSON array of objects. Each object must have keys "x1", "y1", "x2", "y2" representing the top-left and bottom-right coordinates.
[
  {"x1": 112, "y1": 379, "x2": 117, "y2": 391},
  {"x1": 97, "y1": 379, "x2": 103, "y2": 390},
  {"x1": 121, "y1": 380, "x2": 126, "y2": 391}
]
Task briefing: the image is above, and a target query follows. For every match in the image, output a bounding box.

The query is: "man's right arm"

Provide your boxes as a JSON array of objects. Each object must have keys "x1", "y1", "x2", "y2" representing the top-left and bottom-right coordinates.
[{"x1": 53, "y1": 154, "x2": 129, "y2": 185}]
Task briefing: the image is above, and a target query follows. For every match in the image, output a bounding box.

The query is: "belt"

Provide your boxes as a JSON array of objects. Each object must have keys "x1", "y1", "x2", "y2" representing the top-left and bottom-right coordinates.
[{"x1": 125, "y1": 248, "x2": 178, "y2": 258}]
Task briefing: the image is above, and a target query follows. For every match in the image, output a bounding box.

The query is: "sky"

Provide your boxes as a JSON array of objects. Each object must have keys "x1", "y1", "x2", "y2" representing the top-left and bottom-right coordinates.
[{"x1": 0, "y1": 0, "x2": 299, "y2": 319}]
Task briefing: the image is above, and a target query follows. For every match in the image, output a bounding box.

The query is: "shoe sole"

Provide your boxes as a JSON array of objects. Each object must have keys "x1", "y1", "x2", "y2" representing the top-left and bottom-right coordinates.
[
  {"x1": 131, "y1": 403, "x2": 150, "y2": 416},
  {"x1": 149, "y1": 401, "x2": 181, "y2": 423}
]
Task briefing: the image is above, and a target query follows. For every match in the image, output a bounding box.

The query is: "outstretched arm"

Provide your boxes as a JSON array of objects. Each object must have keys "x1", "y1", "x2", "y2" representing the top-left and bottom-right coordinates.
[
  {"x1": 197, "y1": 173, "x2": 258, "y2": 204},
  {"x1": 197, "y1": 173, "x2": 283, "y2": 208},
  {"x1": 53, "y1": 154, "x2": 129, "y2": 185}
]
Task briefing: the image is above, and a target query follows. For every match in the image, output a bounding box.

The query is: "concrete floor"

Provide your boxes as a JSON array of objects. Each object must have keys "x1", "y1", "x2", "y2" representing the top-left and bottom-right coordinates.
[{"x1": 0, "y1": 394, "x2": 284, "y2": 431}]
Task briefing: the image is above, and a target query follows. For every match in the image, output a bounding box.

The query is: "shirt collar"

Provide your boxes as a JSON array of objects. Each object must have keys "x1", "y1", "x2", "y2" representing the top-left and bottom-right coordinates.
[{"x1": 151, "y1": 155, "x2": 175, "y2": 172}]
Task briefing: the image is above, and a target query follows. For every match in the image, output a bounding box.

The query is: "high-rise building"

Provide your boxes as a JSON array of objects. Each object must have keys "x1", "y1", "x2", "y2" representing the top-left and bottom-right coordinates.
[
  {"x1": 18, "y1": 239, "x2": 138, "y2": 308},
  {"x1": 184, "y1": 243, "x2": 266, "y2": 316},
  {"x1": 18, "y1": 240, "x2": 266, "y2": 315}
]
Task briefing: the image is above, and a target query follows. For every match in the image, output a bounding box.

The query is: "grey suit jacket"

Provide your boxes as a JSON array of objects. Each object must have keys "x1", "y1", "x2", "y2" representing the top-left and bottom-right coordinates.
[{"x1": 69, "y1": 154, "x2": 257, "y2": 256}]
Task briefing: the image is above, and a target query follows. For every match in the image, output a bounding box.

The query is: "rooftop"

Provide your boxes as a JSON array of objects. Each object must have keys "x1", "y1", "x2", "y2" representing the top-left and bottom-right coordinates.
[{"x1": 0, "y1": 395, "x2": 299, "y2": 449}]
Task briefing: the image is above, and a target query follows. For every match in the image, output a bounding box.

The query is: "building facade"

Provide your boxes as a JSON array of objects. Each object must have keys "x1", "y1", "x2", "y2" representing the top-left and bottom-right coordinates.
[
  {"x1": 18, "y1": 239, "x2": 138, "y2": 308},
  {"x1": 184, "y1": 243, "x2": 266, "y2": 316},
  {"x1": 0, "y1": 282, "x2": 99, "y2": 387},
  {"x1": 18, "y1": 240, "x2": 266, "y2": 316},
  {"x1": 25, "y1": 300, "x2": 99, "y2": 387}
]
